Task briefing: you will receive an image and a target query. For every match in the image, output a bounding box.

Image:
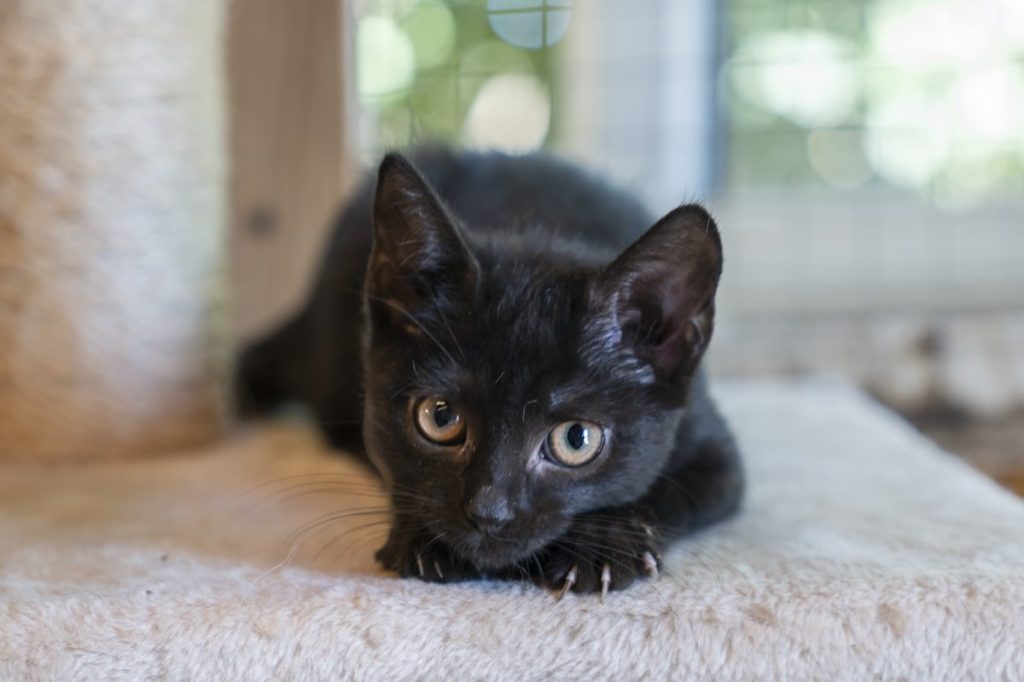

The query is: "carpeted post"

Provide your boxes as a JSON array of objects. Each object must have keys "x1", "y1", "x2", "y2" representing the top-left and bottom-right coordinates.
[{"x1": 0, "y1": 1, "x2": 229, "y2": 461}]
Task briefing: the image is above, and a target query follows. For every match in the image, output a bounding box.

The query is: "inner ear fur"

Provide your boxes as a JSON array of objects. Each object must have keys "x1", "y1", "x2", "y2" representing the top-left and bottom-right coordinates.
[{"x1": 592, "y1": 203, "x2": 723, "y2": 392}]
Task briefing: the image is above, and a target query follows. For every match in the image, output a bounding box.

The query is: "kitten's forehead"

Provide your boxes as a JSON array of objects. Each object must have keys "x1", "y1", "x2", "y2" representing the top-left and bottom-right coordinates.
[
  {"x1": 407, "y1": 261, "x2": 586, "y2": 394},
  {"x1": 405, "y1": 256, "x2": 644, "y2": 413},
  {"x1": 475, "y1": 262, "x2": 586, "y2": 354}
]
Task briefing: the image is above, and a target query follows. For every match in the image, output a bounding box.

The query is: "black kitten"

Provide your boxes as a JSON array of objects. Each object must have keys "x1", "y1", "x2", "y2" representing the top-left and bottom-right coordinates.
[{"x1": 238, "y1": 148, "x2": 743, "y2": 597}]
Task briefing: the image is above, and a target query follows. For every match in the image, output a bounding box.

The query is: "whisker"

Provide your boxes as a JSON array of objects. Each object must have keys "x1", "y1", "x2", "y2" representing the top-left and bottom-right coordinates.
[
  {"x1": 279, "y1": 508, "x2": 393, "y2": 552},
  {"x1": 233, "y1": 472, "x2": 384, "y2": 499},
  {"x1": 361, "y1": 290, "x2": 460, "y2": 367},
  {"x1": 314, "y1": 519, "x2": 393, "y2": 562}
]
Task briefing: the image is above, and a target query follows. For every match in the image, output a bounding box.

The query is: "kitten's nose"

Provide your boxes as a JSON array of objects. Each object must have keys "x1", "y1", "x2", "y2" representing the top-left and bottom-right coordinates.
[{"x1": 465, "y1": 486, "x2": 514, "y2": 535}]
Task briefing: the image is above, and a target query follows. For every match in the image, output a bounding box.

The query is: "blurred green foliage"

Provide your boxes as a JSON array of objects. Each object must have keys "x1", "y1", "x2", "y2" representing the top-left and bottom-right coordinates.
[{"x1": 723, "y1": 0, "x2": 1024, "y2": 205}]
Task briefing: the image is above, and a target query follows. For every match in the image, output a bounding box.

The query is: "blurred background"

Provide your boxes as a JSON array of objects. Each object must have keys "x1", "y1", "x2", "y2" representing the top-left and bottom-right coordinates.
[{"x1": 231, "y1": 0, "x2": 1024, "y2": 493}]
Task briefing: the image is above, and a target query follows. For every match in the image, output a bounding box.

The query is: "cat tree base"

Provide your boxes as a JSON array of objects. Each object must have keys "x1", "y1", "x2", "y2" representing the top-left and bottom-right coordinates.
[{"x1": 1, "y1": 380, "x2": 1021, "y2": 679}]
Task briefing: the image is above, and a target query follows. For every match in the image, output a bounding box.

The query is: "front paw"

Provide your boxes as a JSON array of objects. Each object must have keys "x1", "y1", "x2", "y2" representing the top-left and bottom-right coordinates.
[
  {"x1": 534, "y1": 512, "x2": 662, "y2": 598},
  {"x1": 375, "y1": 531, "x2": 479, "y2": 584}
]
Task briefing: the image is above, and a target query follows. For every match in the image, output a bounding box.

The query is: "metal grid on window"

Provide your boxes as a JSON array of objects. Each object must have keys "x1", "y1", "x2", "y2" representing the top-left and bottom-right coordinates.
[
  {"x1": 717, "y1": 0, "x2": 1024, "y2": 314},
  {"x1": 352, "y1": 0, "x2": 568, "y2": 161},
  {"x1": 350, "y1": 1, "x2": 1024, "y2": 314},
  {"x1": 721, "y1": 0, "x2": 1024, "y2": 207}
]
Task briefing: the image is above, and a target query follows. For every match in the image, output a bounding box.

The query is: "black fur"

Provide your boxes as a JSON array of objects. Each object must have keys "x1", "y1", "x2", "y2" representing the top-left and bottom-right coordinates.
[{"x1": 237, "y1": 148, "x2": 744, "y2": 594}]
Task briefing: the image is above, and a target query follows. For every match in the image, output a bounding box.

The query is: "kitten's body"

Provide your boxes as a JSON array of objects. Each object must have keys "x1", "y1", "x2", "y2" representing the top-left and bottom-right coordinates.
[{"x1": 239, "y1": 148, "x2": 743, "y2": 595}]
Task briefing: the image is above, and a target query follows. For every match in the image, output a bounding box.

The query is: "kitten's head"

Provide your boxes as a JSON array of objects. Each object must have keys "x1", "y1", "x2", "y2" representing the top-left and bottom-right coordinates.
[{"x1": 361, "y1": 153, "x2": 722, "y2": 569}]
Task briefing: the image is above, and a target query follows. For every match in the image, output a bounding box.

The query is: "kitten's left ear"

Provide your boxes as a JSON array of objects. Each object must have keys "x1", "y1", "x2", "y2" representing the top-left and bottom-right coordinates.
[{"x1": 589, "y1": 203, "x2": 723, "y2": 400}]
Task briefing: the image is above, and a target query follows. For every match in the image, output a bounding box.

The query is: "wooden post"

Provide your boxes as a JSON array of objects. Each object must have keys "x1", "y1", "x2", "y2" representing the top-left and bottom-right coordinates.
[{"x1": 228, "y1": 0, "x2": 356, "y2": 341}]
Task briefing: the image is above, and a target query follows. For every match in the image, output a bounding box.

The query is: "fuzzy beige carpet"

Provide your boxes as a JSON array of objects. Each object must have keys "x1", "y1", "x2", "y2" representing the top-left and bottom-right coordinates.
[{"x1": 2, "y1": 380, "x2": 1023, "y2": 681}]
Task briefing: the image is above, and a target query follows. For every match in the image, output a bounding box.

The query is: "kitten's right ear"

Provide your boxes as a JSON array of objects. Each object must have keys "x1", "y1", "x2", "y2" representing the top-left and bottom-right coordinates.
[{"x1": 367, "y1": 153, "x2": 478, "y2": 329}]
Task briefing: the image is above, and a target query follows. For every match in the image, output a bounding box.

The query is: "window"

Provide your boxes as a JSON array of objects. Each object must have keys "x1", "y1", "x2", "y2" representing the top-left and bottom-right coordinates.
[
  {"x1": 725, "y1": 0, "x2": 1024, "y2": 205},
  {"x1": 353, "y1": 0, "x2": 568, "y2": 159},
  {"x1": 350, "y1": 0, "x2": 1024, "y2": 314},
  {"x1": 717, "y1": 0, "x2": 1024, "y2": 315}
]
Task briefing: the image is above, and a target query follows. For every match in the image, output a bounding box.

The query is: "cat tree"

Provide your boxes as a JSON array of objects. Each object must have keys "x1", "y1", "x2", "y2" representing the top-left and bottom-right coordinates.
[
  {"x1": 0, "y1": 2, "x2": 1021, "y2": 679},
  {"x1": 0, "y1": 0, "x2": 229, "y2": 461}
]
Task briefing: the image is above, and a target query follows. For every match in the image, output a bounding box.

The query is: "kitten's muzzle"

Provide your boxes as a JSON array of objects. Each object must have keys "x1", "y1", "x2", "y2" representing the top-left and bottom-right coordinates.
[{"x1": 464, "y1": 485, "x2": 515, "y2": 536}]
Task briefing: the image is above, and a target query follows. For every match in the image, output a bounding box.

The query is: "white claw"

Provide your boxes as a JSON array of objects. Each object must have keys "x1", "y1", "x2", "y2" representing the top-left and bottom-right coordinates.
[
  {"x1": 416, "y1": 554, "x2": 425, "y2": 578},
  {"x1": 600, "y1": 564, "x2": 611, "y2": 601},
  {"x1": 642, "y1": 551, "x2": 659, "y2": 579},
  {"x1": 433, "y1": 560, "x2": 444, "y2": 579},
  {"x1": 642, "y1": 524, "x2": 655, "y2": 538},
  {"x1": 556, "y1": 565, "x2": 578, "y2": 601}
]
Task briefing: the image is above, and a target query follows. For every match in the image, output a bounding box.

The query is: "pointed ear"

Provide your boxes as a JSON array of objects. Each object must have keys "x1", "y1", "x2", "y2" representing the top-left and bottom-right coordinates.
[
  {"x1": 367, "y1": 153, "x2": 478, "y2": 329},
  {"x1": 589, "y1": 204, "x2": 723, "y2": 400}
]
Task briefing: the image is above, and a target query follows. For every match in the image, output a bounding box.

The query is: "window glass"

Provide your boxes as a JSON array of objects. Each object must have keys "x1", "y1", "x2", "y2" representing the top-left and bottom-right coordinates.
[
  {"x1": 723, "y1": 0, "x2": 1024, "y2": 208},
  {"x1": 353, "y1": 0, "x2": 568, "y2": 159}
]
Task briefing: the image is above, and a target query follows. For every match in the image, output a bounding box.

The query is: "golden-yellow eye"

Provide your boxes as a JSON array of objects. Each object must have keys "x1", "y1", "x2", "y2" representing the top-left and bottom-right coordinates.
[
  {"x1": 546, "y1": 421, "x2": 604, "y2": 466},
  {"x1": 413, "y1": 397, "x2": 466, "y2": 445}
]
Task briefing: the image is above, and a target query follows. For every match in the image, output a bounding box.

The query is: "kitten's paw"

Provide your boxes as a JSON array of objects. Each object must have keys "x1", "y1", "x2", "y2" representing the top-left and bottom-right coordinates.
[
  {"x1": 535, "y1": 513, "x2": 662, "y2": 598},
  {"x1": 375, "y1": 534, "x2": 479, "y2": 584}
]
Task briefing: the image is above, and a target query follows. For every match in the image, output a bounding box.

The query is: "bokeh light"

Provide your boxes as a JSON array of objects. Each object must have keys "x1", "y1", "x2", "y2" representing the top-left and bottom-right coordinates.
[
  {"x1": 947, "y1": 66, "x2": 1024, "y2": 151},
  {"x1": 400, "y1": 0, "x2": 457, "y2": 70},
  {"x1": 726, "y1": 0, "x2": 1024, "y2": 204},
  {"x1": 486, "y1": 0, "x2": 572, "y2": 50},
  {"x1": 456, "y1": 39, "x2": 534, "y2": 103},
  {"x1": 356, "y1": 0, "x2": 558, "y2": 155},
  {"x1": 729, "y1": 30, "x2": 860, "y2": 128},
  {"x1": 806, "y1": 130, "x2": 872, "y2": 189},
  {"x1": 462, "y1": 73, "x2": 551, "y2": 152},
  {"x1": 864, "y1": 90, "x2": 951, "y2": 188},
  {"x1": 357, "y1": 16, "x2": 415, "y2": 100}
]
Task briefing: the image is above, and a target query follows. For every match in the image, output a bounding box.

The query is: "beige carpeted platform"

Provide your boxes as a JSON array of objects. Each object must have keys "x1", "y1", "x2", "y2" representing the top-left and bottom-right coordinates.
[{"x1": 2, "y1": 380, "x2": 1023, "y2": 681}]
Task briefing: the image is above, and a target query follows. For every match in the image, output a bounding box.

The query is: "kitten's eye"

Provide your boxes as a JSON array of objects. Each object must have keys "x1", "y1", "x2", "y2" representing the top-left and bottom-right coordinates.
[
  {"x1": 546, "y1": 420, "x2": 604, "y2": 467},
  {"x1": 413, "y1": 396, "x2": 466, "y2": 445}
]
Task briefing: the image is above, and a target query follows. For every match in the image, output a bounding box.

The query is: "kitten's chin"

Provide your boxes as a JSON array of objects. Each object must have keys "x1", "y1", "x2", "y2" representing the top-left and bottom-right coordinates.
[
  {"x1": 453, "y1": 526, "x2": 564, "y2": 570},
  {"x1": 459, "y1": 537, "x2": 535, "y2": 570}
]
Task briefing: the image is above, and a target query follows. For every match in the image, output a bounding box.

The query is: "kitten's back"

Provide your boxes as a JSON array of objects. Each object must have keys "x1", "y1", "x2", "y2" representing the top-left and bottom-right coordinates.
[{"x1": 405, "y1": 148, "x2": 653, "y2": 250}]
